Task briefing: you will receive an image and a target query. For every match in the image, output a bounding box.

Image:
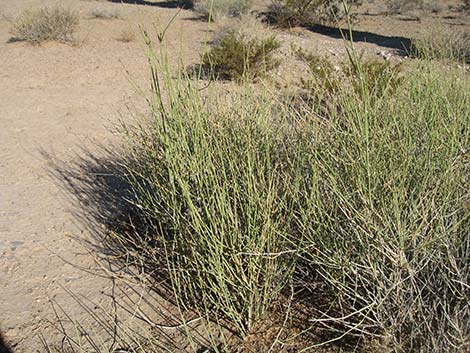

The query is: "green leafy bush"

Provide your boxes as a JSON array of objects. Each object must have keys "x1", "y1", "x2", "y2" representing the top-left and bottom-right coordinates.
[
  {"x1": 201, "y1": 31, "x2": 281, "y2": 81},
  {"x1": 10, "y1": 6, "x2": 79, "y2": 43}
]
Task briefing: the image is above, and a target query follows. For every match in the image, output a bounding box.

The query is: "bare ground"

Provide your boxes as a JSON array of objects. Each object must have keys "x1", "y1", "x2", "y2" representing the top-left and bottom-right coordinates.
[{"x1": 0, "y1": 0, "x2": 468, "y2": 351}]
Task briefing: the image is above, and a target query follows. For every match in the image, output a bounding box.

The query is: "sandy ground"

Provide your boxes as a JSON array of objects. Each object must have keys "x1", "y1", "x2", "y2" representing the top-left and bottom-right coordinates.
[
  {"x1": 0, "y1": 0, "x2": 468, "y2": 351},
  {"x1": 0, "y1": 1, "x2": 209, "y2": 351}
]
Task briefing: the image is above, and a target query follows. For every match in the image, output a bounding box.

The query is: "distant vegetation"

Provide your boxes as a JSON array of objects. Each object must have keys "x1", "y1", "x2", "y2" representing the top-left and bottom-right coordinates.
[
  {"x1": 193, "y1": 0, "x2": 253, "y2": 19},
  {"x1": 201, "y1": 31, "x2": 281, "y2": 80},
  {"x1": 10, "y1": 6, "x2": 79, "y2": 43},
  {"x1": 89, "y1": 7, "x2": 121, "y2": 20},
  {"x1": 412, "y1": 26, "x2": 470, "y2": 63}
]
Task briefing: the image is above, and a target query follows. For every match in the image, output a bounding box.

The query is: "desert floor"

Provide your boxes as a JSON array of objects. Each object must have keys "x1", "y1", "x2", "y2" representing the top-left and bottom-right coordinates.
[{"x1": 0, "y1": 0, "x2": 468, "y2": 351}]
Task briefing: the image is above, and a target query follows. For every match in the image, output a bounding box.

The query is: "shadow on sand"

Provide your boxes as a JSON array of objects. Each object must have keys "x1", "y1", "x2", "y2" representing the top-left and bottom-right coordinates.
[
  {"x1": 0, "y1": 333, "x2": 13, "y2": 353},
  {"x1": 305, "y1": 23, "x2": 412, "y2": 55},
  {"x1": 42, "y1": 145, "x2": 220, "y2": 351},
  {"x1": 109, "y1": 0, "x2": 193, "y2": 9}
]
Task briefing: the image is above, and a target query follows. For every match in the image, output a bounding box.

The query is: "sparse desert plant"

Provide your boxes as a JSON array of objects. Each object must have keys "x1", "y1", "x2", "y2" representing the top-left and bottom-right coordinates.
[
  {"x1": 269, "y1": 0, "x2": 360, "y2": 27},
  {"x1": 193, "y1": 0, "x2": 253, "y2": 19},
  {"x1": 412, "y1": 26, "x2": 470, "y2": 63},
  {"x1": 294, "y1": 45, "x2": 403, "y2": 112},
  {"x1": 10, "y1": 6, "x2": 79, "y2": 43},
  {"x1": 201, "y1": 31, "x2": 281, "y2": 80},
  {"x1": 89, "y1": 8, "x2": 121, "y2": 20},
  {"x1": 116, "y1": 28, "x2": 135, "y2": 42},
  {"x1": 386, "y1": 0, "x2": 443, "y2": 14}
]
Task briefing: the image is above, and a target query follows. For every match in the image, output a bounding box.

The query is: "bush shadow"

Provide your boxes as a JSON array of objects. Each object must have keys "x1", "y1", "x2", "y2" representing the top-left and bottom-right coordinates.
[
  {"x1": 261, "y1": 13, "x2": 412, "y2": 56},
  {"x1": 0, "y1": 333, "x2": 13, "y2": 353},
  {"x1": 42, "y1": 145, "x2": 218, "y2": 351},
  {"x1": 108, "y1": 0, "x2": 193, "y2": 10},
  {"x1": 306, "y1": 23, "x2": 412, "y2": 55}
]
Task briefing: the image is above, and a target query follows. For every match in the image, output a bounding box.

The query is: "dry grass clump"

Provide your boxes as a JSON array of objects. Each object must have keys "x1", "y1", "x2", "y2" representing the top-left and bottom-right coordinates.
[
  {"x1": 10, "y1": 6, "x2": 79, "y2": 43},
  {"x1": 116, "y1": 28, "x2": 135, "y2": 42},
  {"x1": 193, "y1": 0, "x2": 253, "y2": 20},
  {"x1": 89, "y1": 8, "x2": 121, "y2": 20},
  {"x1": 201, "y1": 30, "x2": 281, "y2": 80}
]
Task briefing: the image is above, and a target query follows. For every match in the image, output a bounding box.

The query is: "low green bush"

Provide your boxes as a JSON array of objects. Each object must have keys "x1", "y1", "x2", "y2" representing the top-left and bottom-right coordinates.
[
  {"x1": 10, "y1": 6, "x2": 79, "y2": 43},
  {"x1": 201, "y1": 31, "x2": 281, "y2": 81}
]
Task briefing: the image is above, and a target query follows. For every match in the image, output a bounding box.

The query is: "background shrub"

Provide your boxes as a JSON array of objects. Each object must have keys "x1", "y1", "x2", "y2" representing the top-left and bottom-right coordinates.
[
  {"x1": 270, "y1": 0, "x2": 360, "y2": 27},
  {"x1": 89, "y1": 8, "x2": 121, "y2": 20},
  {"x1": 201, "y1": 31, "x2": 281, "y2": 80},
  {"x1": 294, "y1": 45, "x2": 403, "y2": 114},
  {"x1": 386, "y1": 0, "x2": 443, "y2": 15},
  {"x1": 193, "y1": 0, "x2": 253, "y2": 20},
  {"x1": 412, "y1": 26, "x2": 470, "y2": 63},
  {"x1": 464, "y1": 0, "x2": 470, "y2": 11},
  {"x1": 10, "y1": 6, "x2": 79, "y2": 43}
]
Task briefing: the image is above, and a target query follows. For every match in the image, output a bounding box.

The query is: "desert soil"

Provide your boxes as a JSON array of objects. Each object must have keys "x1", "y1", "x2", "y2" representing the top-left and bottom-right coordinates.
[{"x1": 0, "y1": 0, "x2": 468, "y2": 352}]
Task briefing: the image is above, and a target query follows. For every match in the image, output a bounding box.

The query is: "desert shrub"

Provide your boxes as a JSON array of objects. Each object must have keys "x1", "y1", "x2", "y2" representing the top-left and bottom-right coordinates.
[
  {"x1": 292, "y1": 53, "x2": 470, "y2": 352},
  {"x1": 121, "y1": 52, "x2": 305, "y2": 336},
  {"x1": 386, "y1": 0, "x2": 443, "y2": 14},
  {"x1": 10, "y1": 6, "x2": 79, "y2": 43},
  {"x1": 294, "y1": 46, "x2": 403, "y2": 112},
  {"x1": 412, "y1": 26, "x2": 470, "y2": 63},
  {"x1": 344, "y1": 54, "x2": 403, "y2": 98},
  {"x1": 119, "y1": 34, "x2": 470, "y2": 351},
  {"x1": 201, "y1": 31, "x2": 281, "y2": 80},
  {"x1": 269, "y1": 0, "x2": 360, "y2": 27},
  {"x1": 116, "y1": 29, "x2": 135, "y2": 42},
  {"x1": 89, "y1": 8, "x2": 121, "y2": 20},
  {"x1": 193, "y1": 0, "x2": 252, "y2": 19}
]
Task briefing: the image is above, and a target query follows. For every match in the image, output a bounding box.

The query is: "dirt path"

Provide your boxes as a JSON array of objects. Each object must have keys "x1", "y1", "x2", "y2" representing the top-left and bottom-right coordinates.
[{"x1": 0, "y1": 0, "x2": 468, "y2": 351}]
